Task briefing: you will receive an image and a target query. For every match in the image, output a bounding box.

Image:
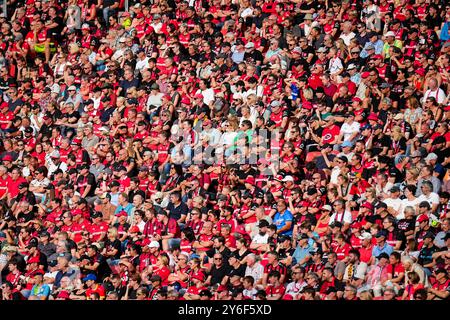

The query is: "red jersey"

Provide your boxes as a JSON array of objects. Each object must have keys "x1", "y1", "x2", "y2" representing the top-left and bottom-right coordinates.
[
  {"x1": 322, "y1": 125, "x2": 340, "y2": 144},
  {"x1": 89, "y1": 222, "x2": 109, "y2": 242},
  {"x1": 86, "y1": 284, "x2": 106, "y2": 300}
]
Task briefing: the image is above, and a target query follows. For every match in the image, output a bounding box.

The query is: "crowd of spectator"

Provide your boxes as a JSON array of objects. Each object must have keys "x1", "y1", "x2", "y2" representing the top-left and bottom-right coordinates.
[{"x1": 0, "y1": 0, "x2": 449, "y2": 301}]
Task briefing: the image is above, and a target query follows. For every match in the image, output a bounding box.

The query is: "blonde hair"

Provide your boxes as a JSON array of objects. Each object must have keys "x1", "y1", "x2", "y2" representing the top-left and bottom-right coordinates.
[
  {"x1": 69, "y1": 43, "x2": 80, "y2": 54},
  {"x1": 303, "y1": 88, "x2": 313, "y2": 100},
  {"x1": 391, "y1": 126, "x2": 404, "y2": 141},
  {"x1": 359, "y1": 290, "x2": 373, "y2": 300},
  {"x1": 158, "y1": 255, "x2": 169, "y2": 266},
  {"x1": 108, "y1": 227, "x2": 118, "y2": 238}
]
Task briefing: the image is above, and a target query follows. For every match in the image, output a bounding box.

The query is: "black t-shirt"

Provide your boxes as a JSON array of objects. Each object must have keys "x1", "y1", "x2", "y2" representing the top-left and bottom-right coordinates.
[
  {"x1": 166, "y1": 201, "x2": 189, "y2": 221},
  {"x1": 48, "y1": 16, "x2": 64, "y2": 36},
  {"x1": 418, "y1": 245, "x2": 438, "y2": 266},
  {"x1": 227, "y1": 264, "x2": 246, "y2": 278},
  {"x1": 371, "y1": 134, "x2": 391, "y2": 155},
  {"x1": 90, "y1": 253, "x2": 111, "y2": 280},
  {"x1": 16, "y1": 211, "x2": 35, "y2": 225},
  {"x1": 300, "y1": 45, "x2": 315, "y2": 63},
  {"x1": 14, "y1": 191, "x2": 36, "y2": 206},
  {"x1": 278, "y1": 247, "x2": 295, "y2": 261},
  {"x1": 76, "y1": 173, "x2": 96, "y2": 197},
  {"x1": 39, "y1": 124, "x2": 56, "y2": 138},
  {"x1": 251, "y1": 15, "x2": 264, "y2": 29},
  {"x1": 397, "y1": 218, "x2": 415, "y2": 236},
  {"x1": 244, "y1": 50, "x2": 263, "y2": 66},
  {"x1": 104, "y1": 238, "x2": 122, "y2": 260},
  {"x1": 8, "y1": 98, "x2": 24, "y2": 113},
  {"x1": 63, "y1": 111, "x2": 80, "y2": 124},
  {"x1": 209, "y1": 264, "x2": 231, "y2": 286}
]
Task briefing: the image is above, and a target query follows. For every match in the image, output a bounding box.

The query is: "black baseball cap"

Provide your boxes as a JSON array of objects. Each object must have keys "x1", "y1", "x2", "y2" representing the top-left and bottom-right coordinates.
[{"x1": 26, "y1": 238, "x2": 39, "y2": 249}]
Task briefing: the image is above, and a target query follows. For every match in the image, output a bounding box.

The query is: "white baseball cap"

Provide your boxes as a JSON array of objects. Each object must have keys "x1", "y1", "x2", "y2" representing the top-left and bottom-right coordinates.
[
  {"x1": 282, "y1": 175, "x2": 294, "y2": 182},
  {"x1": 358, "y1": 232, "x2": 373, "y2": 240},
  {"x1": 148, "y1": 241, "x2": 160, "y2": 248}
]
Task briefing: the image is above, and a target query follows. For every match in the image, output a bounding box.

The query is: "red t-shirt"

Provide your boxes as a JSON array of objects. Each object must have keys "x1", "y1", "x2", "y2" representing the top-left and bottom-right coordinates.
[{"x1": 322, "y1": 125, "x2": 340, "y2": 144}]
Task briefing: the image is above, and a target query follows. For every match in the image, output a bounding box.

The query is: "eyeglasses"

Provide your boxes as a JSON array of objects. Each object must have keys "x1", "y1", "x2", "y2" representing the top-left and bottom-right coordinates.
[{"x1": 214, "y1": 258, "x2": 222, "y2": 260}]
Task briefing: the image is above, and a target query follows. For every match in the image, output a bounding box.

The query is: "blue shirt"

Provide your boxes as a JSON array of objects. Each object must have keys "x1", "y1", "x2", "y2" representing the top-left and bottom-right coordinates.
[
  {"x1": 114, "y1": 203, "x2": 135, "y2": 216},
  {"x1": 372, "y1": 243, "x2": 394, "y2": 258},
  {"x1": 30, "y1": 284, "x2": 50, "y2": 298},
  {"x1": 360, "y1": 39, "x2": 384, "y2": 58},
  {"x1": 292, "y1": 243, "x2": 313, "y2": 266},
  {"x1": 273, "y1": 210, "x2": 294, "y2": 236}
]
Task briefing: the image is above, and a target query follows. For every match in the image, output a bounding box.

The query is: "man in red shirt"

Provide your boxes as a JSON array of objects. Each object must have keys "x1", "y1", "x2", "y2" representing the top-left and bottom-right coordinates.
[
  {"x1": 358, "y1": 232, "x2": 375, "y2": 265},
  {"x1": 320, "y1": 117, "x2": 340, "y2": 145},
  {"x1": 30, "y1": 19, "x2": 52, "y2": 63},
  {"x1": 154, "y1": 210, "x2": 180, "y2": 251},
  {"x1": 265, "y1": 270, "x2": 285, "y2": 300},
  {"x1": 70, "y1": 211, "x2": 92, "y2": 243},
  {"x1": 89, "y1": 211, "x2": 109, "y2": 243}
]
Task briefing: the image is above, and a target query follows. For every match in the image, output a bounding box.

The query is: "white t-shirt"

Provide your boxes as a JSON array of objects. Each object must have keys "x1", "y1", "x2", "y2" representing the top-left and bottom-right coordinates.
[
  {"x1": 200, "y1": 88, "x2": 215, "y2": 106},
  {"x1": 251, "y1": 233, "x2": 269, "y2": 244},
  {"x1": 340, "y1": 32, "x2": 356, "y2": 46},
  {"x1": 423, "y1": 88, "x2": 446, "y2": 105},
  {"x1": 135, "y1": 57, "x2": 150, "y2": 72},
  {"x1": 384, "y1": 197, "x2": 403, "y2": 215},
  {"x1": 340, "y1": 122, "x2": 360, "y2": 141},
  {"x1": 417, "y1": 192, "x2": 440, "y2": 206},
  {"x1": 328, "y1": 57, "x2": 343, "y2": 75},
  {"x1": 330, "y1": 166, "x2": 341, "y2": 185}
]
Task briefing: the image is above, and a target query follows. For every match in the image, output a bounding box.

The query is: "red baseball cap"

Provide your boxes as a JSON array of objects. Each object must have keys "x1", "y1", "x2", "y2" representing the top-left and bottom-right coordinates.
[
  {"x1": 361, "y1": 71, "x2": 371, "y2": 79},
  {"x1": 194, "y1": 93, "x2": 204, "y2": 99},
  {"x1": 192, "y1": 272, "x2": 205, "y2": 282},
  {"x1": 116, "y1": 211, "x2": 128, "y2": 218},
  {"x1": 417, "y1": 214, "x2": 429, "y2": 223},
  {"x1": 129, "y1": 226, "x2": 140, "y2": 233},
  {"x1": 361, "y1": 202, "x2": 374, "y2": 210},
  {"x1": 352, "y1": 97, "x2": 362, "y2": 103},
  {"x1": 2, "y1": 154, "x2": 13, "y2": 162},
  {"x1": 372, "y1": 54, "x2": 383, "y2": 60},
  {"x1": 416, "y1": 68, "x2": 426, "y2": 76},
  {"x1": 71, "y1": 138, "x2": 82, "y2": 146},
  {"x1": 274, "y1": 175, "x2": 284, "y2": 182}
]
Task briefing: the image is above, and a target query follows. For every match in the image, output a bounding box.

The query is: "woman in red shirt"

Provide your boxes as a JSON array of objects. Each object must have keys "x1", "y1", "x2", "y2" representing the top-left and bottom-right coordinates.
[{"x1": 152, "y1": 255, "x2": 171, "y2": 286}]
